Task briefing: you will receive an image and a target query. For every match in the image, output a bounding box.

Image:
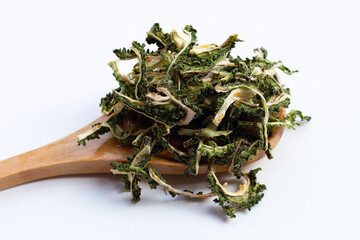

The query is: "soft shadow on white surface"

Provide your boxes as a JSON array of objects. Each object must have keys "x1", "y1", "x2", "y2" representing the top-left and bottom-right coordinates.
[{"x1": 0, "y1": 172, "x2": 252, "y2": 220}]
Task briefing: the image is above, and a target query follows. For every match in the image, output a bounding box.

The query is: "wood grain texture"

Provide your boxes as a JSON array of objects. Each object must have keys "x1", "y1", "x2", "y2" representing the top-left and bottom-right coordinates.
[{"x1": 0, "y1": 108, "x2": 285, "y2": 190}]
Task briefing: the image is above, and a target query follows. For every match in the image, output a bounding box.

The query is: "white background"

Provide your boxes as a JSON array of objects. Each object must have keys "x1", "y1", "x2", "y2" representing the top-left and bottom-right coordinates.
[{"x1": 0, "y1": 0, "x2": 359, "y2": 239}]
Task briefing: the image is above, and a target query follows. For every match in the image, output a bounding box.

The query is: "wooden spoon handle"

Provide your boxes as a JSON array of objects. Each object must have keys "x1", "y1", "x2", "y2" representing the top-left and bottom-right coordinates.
[{"x1": 0, "y1": 116, "x2": 132, "y2": 190}]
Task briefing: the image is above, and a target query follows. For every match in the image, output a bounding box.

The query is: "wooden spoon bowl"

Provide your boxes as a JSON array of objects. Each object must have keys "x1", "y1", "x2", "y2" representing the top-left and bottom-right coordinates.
[{"x1": 0, "y1": 109, "x2": 285, "y2": 191}]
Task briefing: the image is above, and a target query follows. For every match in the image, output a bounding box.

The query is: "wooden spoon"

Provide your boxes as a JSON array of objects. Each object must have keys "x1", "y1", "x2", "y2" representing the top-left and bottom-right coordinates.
[{"x1": 0, "y1": 109, "x2": 285, "y2": 191}]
